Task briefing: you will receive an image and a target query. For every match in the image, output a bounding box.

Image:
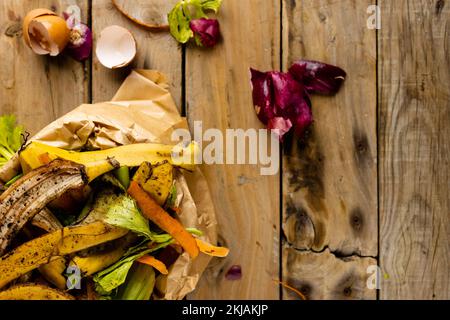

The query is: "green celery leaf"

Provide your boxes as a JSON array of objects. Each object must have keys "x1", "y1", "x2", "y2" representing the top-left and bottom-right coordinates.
[
  {"x1": 10, "y1": 125, "x2": 24, "y2": 152},
  {"x1": 0, "y1": 115, "x2": 23, "y2": 152},
  {"x1": 104, "y1": 195, "x2": 153, "y2": 239},
  {"x1": 201, "y1": 0, "x2": 223, "y2": 13},
  {"x1": 186, "y1": 227, "x2": 203, "y2": 237},
  {"x1": 94, "y1": 259, "x2": 135, "y2": 295},
  {"x1": 168, "y1": 2, "x2": 194, "y2": 44},
  {"x1": 93, "y1": 240, "x2": 173, "y2": 296}
]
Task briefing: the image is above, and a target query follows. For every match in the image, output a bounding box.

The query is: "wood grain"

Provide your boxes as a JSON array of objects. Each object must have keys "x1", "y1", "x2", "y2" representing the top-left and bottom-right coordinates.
[
  {"x1": 186, "y1": 0, "x2": 281, "y2": 299},
  {"x1": 281, "y1": 0, "x2": 378, "y2": 300},
  {"x1": 91, "y1": 0, "x2": 182, "y2": 109},
  {"x1": 0, "y1": 0, "x2": 88, "y2": 135},
  {"x1": 379, "y1": 0, "x2": 450, "y2": 299},
  {"x1": 283, "y1": 247, "x2": 377, "y2": 300}
]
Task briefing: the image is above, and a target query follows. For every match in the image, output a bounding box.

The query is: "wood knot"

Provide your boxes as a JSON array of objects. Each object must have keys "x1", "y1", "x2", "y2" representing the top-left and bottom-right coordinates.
[
  {"x1": 318, "y1": 12, "x2": 327, "y2": 22},
  {"x1": 352, "y1": 128, "x2": 374, "y2": 170},
  {"x1": 285, "y1": 278, "x2": 313, "y2": 300},
  {"x1": 300, "y1": 284, "x2": 311, "y2": 297},
  {"x1": 343, "y1": 286, "x2": 352, "y2": 297},
  {"x1": 436, "y1": 0, "x2": 445, "y2": 15},
  {"x1": 350, "y1": 208, "x2": 364, "y2": 232},
  {"x1": 5, "y1": 23, "x2": 22, "y2": 37}
]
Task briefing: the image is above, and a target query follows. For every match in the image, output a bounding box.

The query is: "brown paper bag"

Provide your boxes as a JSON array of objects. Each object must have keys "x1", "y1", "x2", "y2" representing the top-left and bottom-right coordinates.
[{"x1": 31, "y1": 70, "x2": 217, "y2": 300}]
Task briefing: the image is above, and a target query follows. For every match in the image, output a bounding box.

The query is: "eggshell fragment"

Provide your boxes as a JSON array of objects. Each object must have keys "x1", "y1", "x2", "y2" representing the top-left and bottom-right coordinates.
[
  {"x1": 22, "y1": 8, "x2": 56, "y2": 47},
  {"x1": 95, "y1": 25, "x2": 137, "y2": 69},
  {"x1": 23, "y1": 9, "x2": 70, "y2": 56}
]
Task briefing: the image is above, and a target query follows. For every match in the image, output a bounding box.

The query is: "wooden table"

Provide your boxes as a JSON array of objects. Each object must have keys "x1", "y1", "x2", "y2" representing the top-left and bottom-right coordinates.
[{"x1": 0, "y1": 0, "x2": 448, "y2": 300}]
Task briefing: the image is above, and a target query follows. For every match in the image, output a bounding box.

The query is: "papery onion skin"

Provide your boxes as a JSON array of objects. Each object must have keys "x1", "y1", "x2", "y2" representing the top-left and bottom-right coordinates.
[{"x1": 289, "y1": 60, "x2": 347, "y2": 95}]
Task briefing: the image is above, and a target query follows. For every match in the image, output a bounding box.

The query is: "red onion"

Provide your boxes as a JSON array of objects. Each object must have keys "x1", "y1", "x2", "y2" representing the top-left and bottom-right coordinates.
[
  {"x1": 225, "y1": 265, "x2": 242, "y2": 280},
  {"x1": 250, "y1": 60, "x2": 346, "y2": 140},
  {"x1": 189, "y1": 18, "x2": 221, "y2": 48},
  {"x1": 63, "y1": 7, "x2": 92, "y2": 61}
]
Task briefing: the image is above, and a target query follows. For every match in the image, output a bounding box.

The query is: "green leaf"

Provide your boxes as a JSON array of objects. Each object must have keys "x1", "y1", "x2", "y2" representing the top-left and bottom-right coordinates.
[
  {"x1": 201, "y1": 0, "x2": 223, "y2": 13},
  {"x1": 94, "y1": 258, "x2": 135, "y2": 295},
  {"x1": 168, "y1": 0, "x2": 219, "y2": 44},
  {"x1": 168, "y1": 2, "x2": 194, "y2": 44},
  {"x1": 93, "y1": 240, "x2": 173, "y2": 296},
  {"x1": 104, "y1": 196, "x2": 153, "y2": 239},
  {"x1": 0, "y1": 115, "x2": 24, "y2": 163}
]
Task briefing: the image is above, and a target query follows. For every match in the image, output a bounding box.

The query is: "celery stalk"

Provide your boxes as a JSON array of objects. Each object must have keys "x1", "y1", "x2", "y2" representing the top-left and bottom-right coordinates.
[
  {"x1": 118, "y1": 263, "x2": 155, "y2": 300},
  {"x1": 114, "y1": 166, "x2": 130, "y2": 189}
]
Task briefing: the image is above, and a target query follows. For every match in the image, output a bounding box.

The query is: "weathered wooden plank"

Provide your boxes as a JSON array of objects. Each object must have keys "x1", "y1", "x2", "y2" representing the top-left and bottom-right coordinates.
[
  {"x1": 91, "y1": 0, "x2": 181, "y2": 109},
  {"x1": 281, "y1": 0, "x2": 378, "y2": 299},
  {"x1": 186, "y1": 0, "x2": 281, "y2": 299},
  {"x1": 0, "y1": 0, "x2": 88, "y2": 134},
  {"x1": 379, "y1": 0, "x2": 450, "y2": 300},
  {"x1": 283, "y1": 247, "x2": 377, "y2": 300}
]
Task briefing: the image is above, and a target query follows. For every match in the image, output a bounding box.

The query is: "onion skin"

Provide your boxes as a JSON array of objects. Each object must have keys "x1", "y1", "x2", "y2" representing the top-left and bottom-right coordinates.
[
  {"x1": 250, "y1": 68, "x2": 313, "y2": 141},
  {"x1": 250, "y1": 60, "x2": 346, "y2": 140},
  {"x1": 67, "y1": 23, "x2": 93, "y2": 61},
  {"x1": 189, "y1": 18, "x2": 221, "y2": 48},
  {"x1": 289, "y1": 60, "x2": 347, "y2": 95}
]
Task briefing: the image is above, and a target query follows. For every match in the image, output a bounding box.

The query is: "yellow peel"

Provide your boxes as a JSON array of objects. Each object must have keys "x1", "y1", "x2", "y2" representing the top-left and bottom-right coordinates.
[{"x1": 20, "y1": 141, "x2": 198, "y2": 182}]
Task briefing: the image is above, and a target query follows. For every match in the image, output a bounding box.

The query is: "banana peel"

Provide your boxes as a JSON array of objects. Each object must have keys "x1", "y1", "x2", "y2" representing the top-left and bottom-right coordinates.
[
  {"x1": 71, "y1": 235, "x2": 134, "y2": 276},
  {"x1": 0, "y1": 221, "x2": 127, "y2": 289},
  {"x1": 133, "y1": 161, "x2": 173, "y2": 206},
  {"x1": 0, "y1": 284, "x2": 74, "y2": 300},
  {"x1": 38, "y1": 257, "x2": 67, "y2": 290},
  {"x1": 20, "y1": 141, "x2": 198, "y2": 182}
]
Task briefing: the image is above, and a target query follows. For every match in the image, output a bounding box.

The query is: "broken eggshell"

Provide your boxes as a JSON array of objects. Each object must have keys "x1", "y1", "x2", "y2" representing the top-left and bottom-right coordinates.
[
  {"x1": 22, "y1": 9, "x2": 70, "y2": 56},
  {"x1": 95, "y1": 25, "x2": 137, "y2": 69}
]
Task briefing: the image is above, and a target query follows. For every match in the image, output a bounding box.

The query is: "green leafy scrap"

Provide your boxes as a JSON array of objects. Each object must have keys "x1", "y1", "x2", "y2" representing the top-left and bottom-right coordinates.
[
  {"x1": 168, "y1": 0, "x2": 222, "y2": 44},
  {"x1": 0, "y1": 115, "x2": 24, "y2": 165}
]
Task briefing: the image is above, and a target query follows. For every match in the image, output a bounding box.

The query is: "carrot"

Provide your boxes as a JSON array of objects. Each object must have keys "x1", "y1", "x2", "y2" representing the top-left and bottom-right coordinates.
[
  {"x1": 195, "y1": 239, "x2": 229, "y2": 257},
  {"x1": 137, "y1": 255, "x2": 169, "y2": 275},
  {"x1": 128, "y1": 181, "x2": 199, "y2": 259}
]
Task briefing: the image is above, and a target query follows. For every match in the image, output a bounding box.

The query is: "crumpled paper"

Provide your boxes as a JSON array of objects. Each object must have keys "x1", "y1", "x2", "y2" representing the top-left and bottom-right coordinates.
[{"x1": 30, "y1": 70, "x2": 218, "y2": 300}]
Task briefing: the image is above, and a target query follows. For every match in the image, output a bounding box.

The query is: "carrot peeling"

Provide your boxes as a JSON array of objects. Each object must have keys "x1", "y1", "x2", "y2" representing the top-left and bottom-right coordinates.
[
  {"x1": 137, "y1": 255, "x2": 169, "y2": 275},
  {"x1": 195, "y1": 239, "x2": 229, "y2": 258},
  {"x1": 128, "y1": 181, "x2": 199, "y2": 259}
]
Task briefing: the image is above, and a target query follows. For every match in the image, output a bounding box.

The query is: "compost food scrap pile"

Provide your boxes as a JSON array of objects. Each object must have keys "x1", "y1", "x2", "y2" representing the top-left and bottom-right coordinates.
[{"x1": 0, "y1": 116, "x2": 228, "y2": 300}]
